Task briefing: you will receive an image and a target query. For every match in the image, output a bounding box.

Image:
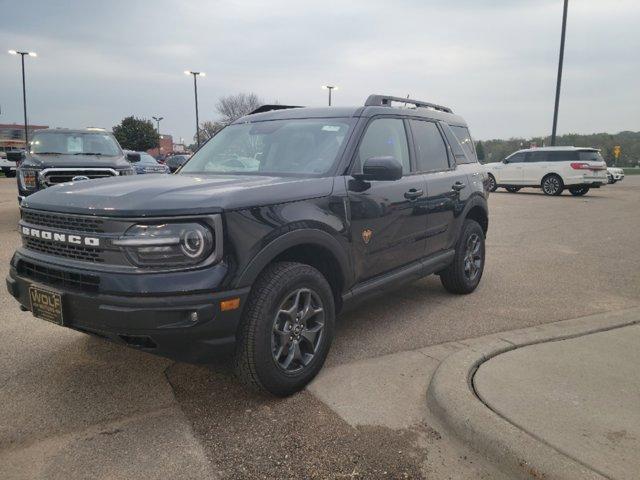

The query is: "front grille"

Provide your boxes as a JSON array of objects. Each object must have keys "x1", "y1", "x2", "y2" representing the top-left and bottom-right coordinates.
[
  {"x1": 21, "y1": 210, "x2": 105, "y2": 233},
  {"x1": 42, "y1": 169, "x2": 116, "y2": 186},
  {"x1": 18, "y1": 260, "x2": 100, "y2": 293},
  {"x1": 24, "y1": 237, "x2": 104, "y2": 263}
]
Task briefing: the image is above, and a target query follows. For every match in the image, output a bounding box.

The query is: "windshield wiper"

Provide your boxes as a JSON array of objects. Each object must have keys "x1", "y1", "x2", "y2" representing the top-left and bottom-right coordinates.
[
  {"x1": 74, "y1": 152, "x2": 103, "y2": 156},
  {"x1": 34, "y1": 152, "x2": 63, "y2": 155}
]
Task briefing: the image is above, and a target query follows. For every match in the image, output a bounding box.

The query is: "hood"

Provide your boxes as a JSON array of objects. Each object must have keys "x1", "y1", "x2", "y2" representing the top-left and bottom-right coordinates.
[
  {"x1": 21, "y1": 173, "x2": 335, "y2": 217},
  {"x1": 21, "y1": 153, "x2": 130, "y2": 169}
]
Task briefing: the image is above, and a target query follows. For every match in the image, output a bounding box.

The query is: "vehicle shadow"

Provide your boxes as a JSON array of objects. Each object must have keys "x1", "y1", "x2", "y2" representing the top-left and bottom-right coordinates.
[{"x1": 492, "y1": 189, "x2": 609, "y2": 199}]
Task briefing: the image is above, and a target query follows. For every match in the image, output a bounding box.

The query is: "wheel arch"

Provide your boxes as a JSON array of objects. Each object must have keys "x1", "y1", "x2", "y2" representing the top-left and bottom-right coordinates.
[
  {"x1": 233, "y1": 228, "x2": 351, "y2": 311},
  {"x1": 461, "y1": 194, "x2": 489, "y2": 237}
]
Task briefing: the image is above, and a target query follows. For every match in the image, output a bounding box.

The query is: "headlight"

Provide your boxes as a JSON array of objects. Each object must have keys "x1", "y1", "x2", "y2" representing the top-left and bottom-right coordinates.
[
  {"x1": 18, "y1": 169, "x2": 38, "y2": 190},
  {"x1": 113, "y1": 222, "x2": 215, "y2": 267},
  {"x1": 119, "y1": 168, "x2": 135, "y2": 176}
]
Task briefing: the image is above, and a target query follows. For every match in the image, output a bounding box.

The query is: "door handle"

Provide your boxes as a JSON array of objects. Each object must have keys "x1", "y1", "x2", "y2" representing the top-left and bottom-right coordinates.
[
  {"x1": 452, "y1": 181, "x2": 466, "y2": 192},
  {"x1": 404, "y1": 188, "x2": 424, "y2": 200}
]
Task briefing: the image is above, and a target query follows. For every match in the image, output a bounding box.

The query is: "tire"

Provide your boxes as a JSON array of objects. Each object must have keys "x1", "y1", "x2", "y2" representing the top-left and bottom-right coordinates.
[
  {"x1": 440, "y1": 219, "x2": 485, "y2": 294},
  {"x1": 569, "y1": 186, "x2": 590, "y2": 196},
  {"x1": 505, "y1": 186, "x2": 521, "y2": 193},
  {"x1": 233, "y1": 261, "x2": 335, "y2": 397},
  {"x1": 487, "y1": 174, "x2": 497, "y2": 192},
  {"x1": 611, "y1": 179, "x2": 617, "y2": 184},
  {"x1": 541, "y1": 174, "x2": 563, "y2": 196}
]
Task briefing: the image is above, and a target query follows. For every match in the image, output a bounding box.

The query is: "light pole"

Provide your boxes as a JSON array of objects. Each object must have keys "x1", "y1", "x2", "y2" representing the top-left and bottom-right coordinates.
[
  {"x1": 8, "y1": 50, "x2": 37, "y2": 148},
  {"x1": 321, "y1": 85, "x2": 338, "y2": 106},
  {"x1": 185, "y1": 70, "x2": 205, "y2": 149},
  {"x1": 152, "y1": 116, "x2": 163, "y2": 157},
  {"x1": 551, "y1": 0, "x2": 568, "y2": 146}
]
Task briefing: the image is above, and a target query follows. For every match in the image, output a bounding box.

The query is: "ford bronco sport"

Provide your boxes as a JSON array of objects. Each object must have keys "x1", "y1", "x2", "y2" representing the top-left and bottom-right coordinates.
[{"x1": 7, "y1": 95, "x2": 489, "y2": 396}]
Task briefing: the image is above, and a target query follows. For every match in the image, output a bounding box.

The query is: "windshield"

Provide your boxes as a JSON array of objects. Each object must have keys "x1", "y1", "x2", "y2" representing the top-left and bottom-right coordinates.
[
  {"x1": 180, "y1": 118, "x2": 353, "y2": 176},
  {"x1": 30, "y1": 132, "x2": 122, "y2": 156}
]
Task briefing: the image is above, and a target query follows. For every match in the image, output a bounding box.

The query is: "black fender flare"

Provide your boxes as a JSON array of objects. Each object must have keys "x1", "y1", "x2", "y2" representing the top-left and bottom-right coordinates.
[
  {"x1": 455, "y1": 193, "x2": 489, "y2": 238},
  {"x1": 233, "y1": 228, "x2": 351, "y2": 289}
]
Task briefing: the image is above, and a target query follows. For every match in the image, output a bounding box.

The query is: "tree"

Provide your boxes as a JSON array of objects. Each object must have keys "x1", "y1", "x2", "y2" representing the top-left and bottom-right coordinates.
[
  {"x1": 476, "y1": 140, "x2": 486, "y2": 162},
  {"x1": 216, "y1": 93, "x2": 263, "y2": 125},
  {"x1": 113, "y1": 116, "x2": 159, "y2": 151},
  {"x1": 194, "y1": 120, "x2": 225, "y2": 145}
]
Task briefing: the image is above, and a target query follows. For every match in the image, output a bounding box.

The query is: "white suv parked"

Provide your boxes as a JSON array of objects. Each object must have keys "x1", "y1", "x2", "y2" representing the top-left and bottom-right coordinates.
[{"x1": 485, "y1": 147, "x2": 608, "y2": 196}]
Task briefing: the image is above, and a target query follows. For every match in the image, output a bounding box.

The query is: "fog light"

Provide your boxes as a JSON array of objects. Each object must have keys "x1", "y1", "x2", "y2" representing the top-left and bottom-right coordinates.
[
  {"x1": 220, "y1": 297, "x2": 240, "y2": 311},
  {"x1": 189, "y1": 311, "x2": 198, "y2": 323}
]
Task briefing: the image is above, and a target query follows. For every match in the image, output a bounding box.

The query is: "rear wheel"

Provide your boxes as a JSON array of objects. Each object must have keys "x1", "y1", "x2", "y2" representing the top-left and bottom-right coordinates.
[
  {"x1": 505, "y1": 186, "x2": 521, "y2": 193},
  {"x1": 234, "y1": 262, "x2": 335, "y2": 397},
  {"x1": 487, "y1": 174, "x2": 497, "y2": 192},
  {"x1": 569, "y1": 186, "x2": 590, "y2": 196},
  {"x1": 542, "y1": 174, "x2": 563, "y2": 196},
  {"x1": 440, "y1": 219, "x2": 485, "y2": 294}
]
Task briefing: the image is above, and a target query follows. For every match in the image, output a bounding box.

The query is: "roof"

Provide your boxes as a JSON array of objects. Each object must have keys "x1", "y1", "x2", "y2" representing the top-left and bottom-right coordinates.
[{"x1": 511, "y1": 146, "x2": 599, "y2": 154}]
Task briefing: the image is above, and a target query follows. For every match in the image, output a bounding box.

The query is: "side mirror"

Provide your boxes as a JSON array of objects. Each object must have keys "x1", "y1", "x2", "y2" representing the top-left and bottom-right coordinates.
[
  {"x1": 6, "y1": 151, "x2": 25, "y2": 162},
  {"x1": 502, "y1": 159, "x2": 509, "y2": 164},
  {"x1": 354, "y1": 156, "x2": 403, "y2": 181},
  {"x1": 126, "y1": 152, "x2": 141, "y2": 163}
]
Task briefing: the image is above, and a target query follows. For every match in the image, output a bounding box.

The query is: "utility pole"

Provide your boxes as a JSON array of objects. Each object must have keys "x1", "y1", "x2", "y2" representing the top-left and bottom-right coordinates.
[
  {"x1": 8, "y1": 50, "x2": 37, "y2": 148},
  {"x1": 551, "y1": 0, "x2": 569, "y2": 146},
  {"x1": 322, "y1": 85, "x2": 337, "y2": 106},
  {"x1": 185, "y1": 71, "x2": 205, "y2": 149}
]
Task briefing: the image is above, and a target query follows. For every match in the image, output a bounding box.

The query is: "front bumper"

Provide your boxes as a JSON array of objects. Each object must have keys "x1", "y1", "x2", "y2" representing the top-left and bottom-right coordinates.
[{"x1": 6, "y1": 253, "x2": 250, "y2": 362}]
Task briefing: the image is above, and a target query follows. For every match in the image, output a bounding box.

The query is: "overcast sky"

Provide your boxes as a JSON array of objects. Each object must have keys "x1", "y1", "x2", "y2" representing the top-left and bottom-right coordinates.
[{"x1": 1, "y1": 0, "x2": 638, "y2": 142}]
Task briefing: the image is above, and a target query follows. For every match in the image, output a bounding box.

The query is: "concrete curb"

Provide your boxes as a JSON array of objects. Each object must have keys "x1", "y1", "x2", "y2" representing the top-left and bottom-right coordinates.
[{"x1": 426, "y1": 307, "x2": 640, "y2": 480}]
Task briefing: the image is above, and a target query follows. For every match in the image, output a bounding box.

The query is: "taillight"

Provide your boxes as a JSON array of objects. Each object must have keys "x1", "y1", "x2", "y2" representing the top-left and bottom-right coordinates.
[{"x1": 570, "y1": 162, "x2": 590, "y2": 170}]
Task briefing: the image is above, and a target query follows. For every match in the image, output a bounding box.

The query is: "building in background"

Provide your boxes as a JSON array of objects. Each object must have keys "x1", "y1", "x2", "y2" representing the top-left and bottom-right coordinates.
[
  {"x1": 147, "y1": 134, "x2": 173, "y2": 159},
  {"x1": 0, "y1": 123, "x2": 49, "y2": 151}
]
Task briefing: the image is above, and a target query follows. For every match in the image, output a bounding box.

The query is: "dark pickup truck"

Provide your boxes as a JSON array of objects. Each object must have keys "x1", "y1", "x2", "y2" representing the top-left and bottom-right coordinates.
[
  {"x1": 11, "y1": 128, "x2": 134, "y2": 203},
  {"x1": 7, "y1": 95, "x2": 489, "y2": 396}
]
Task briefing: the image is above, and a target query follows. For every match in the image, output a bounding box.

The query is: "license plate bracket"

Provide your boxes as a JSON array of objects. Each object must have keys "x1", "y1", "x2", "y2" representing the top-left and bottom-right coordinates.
[{"x1": 29, "y1": 285, "x2": 64, "y2": 325}]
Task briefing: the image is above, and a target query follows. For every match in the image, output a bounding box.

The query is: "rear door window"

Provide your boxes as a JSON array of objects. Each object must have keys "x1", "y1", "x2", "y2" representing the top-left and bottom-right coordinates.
[
  {"x1": 409, "y1": 120, "x2": 449, "y2": 172},
  {"x1": 526, "y1": 151, "x2": 548, "y2": 162},
  {"x1": 547, "y1": 151, "x2": 579, "y2": 162}
]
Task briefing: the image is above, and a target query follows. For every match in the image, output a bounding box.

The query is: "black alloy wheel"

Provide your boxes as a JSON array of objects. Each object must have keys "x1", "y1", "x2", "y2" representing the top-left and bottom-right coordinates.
[{"x1": 271, "y1": 288, "x2": 325, "y2": 373}]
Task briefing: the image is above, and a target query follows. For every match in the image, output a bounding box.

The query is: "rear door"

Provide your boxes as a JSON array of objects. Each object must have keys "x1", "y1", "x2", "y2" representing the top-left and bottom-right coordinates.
[
  {"x1": 409, "y1": 119, "x2": 468, "y2": 255},
  {"x1": 347, "y1": 117, "x2": 428, "y2": 282}
]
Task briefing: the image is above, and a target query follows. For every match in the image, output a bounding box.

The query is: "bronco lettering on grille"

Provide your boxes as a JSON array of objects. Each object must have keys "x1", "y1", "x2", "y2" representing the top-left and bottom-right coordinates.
[{"x1": 21, "y1": 226, "x2": 100, "y2": 247}]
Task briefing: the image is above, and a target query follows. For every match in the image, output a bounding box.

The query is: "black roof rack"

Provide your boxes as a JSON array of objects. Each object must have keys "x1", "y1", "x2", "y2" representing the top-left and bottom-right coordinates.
[
  {"x1": 249, "y1": 104, "x2": 303, "y2": 115},
  {"x1": 364, "y1": 95, "x2": 452, "y2": 114}
]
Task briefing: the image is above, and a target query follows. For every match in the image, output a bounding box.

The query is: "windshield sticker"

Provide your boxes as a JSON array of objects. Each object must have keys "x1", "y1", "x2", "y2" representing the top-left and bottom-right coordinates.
[
  {"x1": 322, "y1": 125, "x2": 341, "y2": 132},
  {"x1": 67, "y1": 136, "x2": 83, "y2": 153}
]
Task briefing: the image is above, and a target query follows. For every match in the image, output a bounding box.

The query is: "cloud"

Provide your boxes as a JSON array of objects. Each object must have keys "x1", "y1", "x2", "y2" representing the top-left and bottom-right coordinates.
[{"x1": 0, "y1": 0, "x2": 638, "y2": 141}]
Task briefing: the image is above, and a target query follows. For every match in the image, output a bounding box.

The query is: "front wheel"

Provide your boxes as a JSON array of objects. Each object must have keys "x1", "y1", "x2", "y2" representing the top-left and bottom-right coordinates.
[
  {"x1": 569, "y1": 186, "x2": 590, "y2": 196},
  {"x1": 542, "y1": 174, "x2": 563, "y2": 196},
  {"x1": 440, "y1": 219, "x2": 485, "y2": 294},
  {"x1": 487, "y1": 174, "x2": 497, "y2": 192},
  {"x1": 234, "y1": 262, "x2": 335, "y2": 397}
]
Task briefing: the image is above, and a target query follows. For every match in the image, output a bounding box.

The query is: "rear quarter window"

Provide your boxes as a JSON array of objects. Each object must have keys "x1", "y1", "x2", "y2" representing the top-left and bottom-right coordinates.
[{"x1": 448, "y1": 125, "x2": 477, "y2": 164}]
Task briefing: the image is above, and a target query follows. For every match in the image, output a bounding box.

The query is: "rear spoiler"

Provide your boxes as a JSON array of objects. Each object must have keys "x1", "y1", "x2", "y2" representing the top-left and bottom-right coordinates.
[{"x1": 249, "y1": 105, "x2": 303, "y2": 115}]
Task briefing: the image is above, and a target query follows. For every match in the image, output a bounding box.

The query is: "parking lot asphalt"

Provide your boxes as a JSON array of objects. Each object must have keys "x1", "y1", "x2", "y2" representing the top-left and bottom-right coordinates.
[{"x1": 1, "y1": 177, "x2": 639, "y2": 478}]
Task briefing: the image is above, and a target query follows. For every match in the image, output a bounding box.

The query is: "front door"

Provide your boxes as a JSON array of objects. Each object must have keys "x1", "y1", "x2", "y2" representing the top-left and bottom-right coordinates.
[
  {"x1": 499, "y1": 152, "x2": 526, "y2": 184},
  {"x1": 347, "y1": 117, "x2": 428, "y2": 282}
]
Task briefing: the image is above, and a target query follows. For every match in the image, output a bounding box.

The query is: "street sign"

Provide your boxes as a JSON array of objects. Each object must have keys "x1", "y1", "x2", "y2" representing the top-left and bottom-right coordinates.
[{"x1": 613, "y1": 145, "x2": 621, "y2": 159}]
